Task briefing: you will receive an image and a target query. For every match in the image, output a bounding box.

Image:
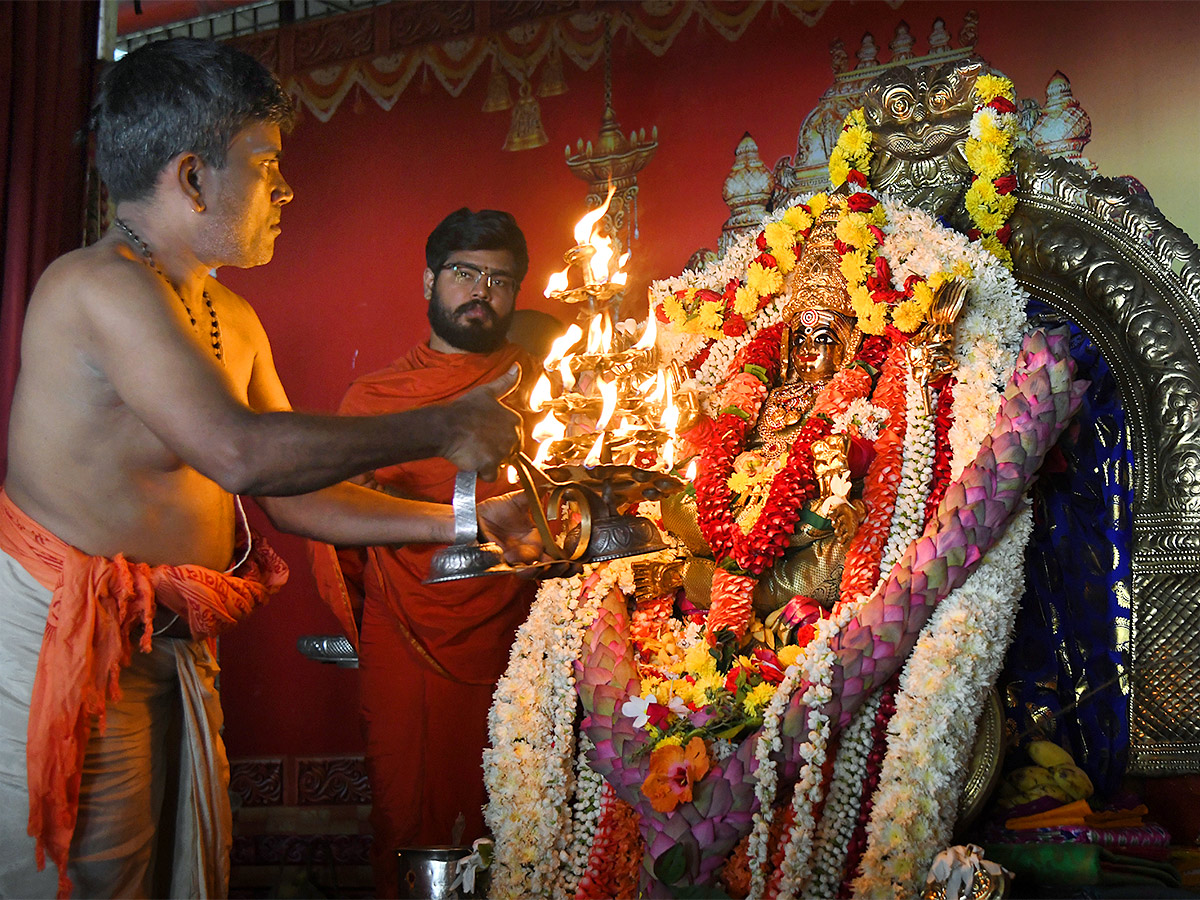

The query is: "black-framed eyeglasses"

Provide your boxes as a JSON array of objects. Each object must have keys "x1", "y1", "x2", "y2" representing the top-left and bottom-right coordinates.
[{"x1": 440, "y1": 262, "x2": 518, "y2": 296}]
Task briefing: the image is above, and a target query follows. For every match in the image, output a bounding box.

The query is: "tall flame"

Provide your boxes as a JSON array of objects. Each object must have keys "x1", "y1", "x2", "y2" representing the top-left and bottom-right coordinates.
[
  {"x1": 585, "y1": 314, "x2": 604, "y2": 354},
  {"x1": 573, "y1": 187, "x2": 614, "y2": 245},
  {"x1": 632, "y1": 312, "x2": 657, "y2": 350},
  {"x1": 529, "y1": 374, "x2": 553, "y2": 412},
  {"x1": 595, "y1": 376, "x2": 618, "y2": 431}
]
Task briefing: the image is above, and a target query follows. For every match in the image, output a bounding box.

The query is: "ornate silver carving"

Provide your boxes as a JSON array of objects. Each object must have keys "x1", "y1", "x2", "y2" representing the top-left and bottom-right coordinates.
[
  {"x1": 1009, "y1": 148, "x2": 1200, "y2": 774},
  {"x1": 707, "y1": 30, "x2": 1200, "y2": 775}
]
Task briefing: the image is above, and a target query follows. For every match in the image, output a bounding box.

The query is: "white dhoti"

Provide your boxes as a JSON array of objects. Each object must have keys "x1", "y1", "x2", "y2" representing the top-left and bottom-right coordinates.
[{"x1": 0, "y1": 546, "x2": 232, "y2": 899}]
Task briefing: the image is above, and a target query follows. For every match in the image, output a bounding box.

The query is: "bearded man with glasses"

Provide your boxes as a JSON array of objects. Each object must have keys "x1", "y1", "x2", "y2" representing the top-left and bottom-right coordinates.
[{"x1": 309, "y1": 208, "x2": 542, "y2": 897}]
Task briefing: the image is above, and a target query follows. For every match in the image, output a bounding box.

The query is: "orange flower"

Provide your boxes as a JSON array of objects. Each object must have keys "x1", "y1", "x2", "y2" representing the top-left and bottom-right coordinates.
[{"x1": 641, "y1": 736, "x2": 711, "y2": 814}]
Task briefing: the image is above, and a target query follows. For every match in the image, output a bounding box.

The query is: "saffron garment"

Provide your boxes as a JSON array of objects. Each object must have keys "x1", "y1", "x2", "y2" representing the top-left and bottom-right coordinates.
[
  {"x1": 0, "y1": 488, "x2": 287, "y2": 898},
  {"x1": 309, "y1": 342, "x2": 537, "y2": 898}
]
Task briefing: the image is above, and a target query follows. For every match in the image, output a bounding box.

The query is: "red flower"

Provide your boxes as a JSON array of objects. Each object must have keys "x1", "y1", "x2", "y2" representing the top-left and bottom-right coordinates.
[
  {"x1": 988, "y1": 96, "x2": 1018, "y2": 115},
  {"x1": 723, "y1": 313, "x2": 748, "y2": 337},
  {"x1": 752, "y1": 646, "x2": 786, "y2": 684},
  {"x1": 848, "y1": 434, "x2": 876, "y2": 479},
  {"x1": 655, "y1": 304, "x2": 670, "y2": 323},
  {"x1": 756, "y1": 232, "x2": 768, "y2": 250},
  {"x1": 724, "y1": 666, "x2": 746, "y2": 692},
  {"x1": 646, "y1": 702, "x2": 671, "y2": 729},
  {"x1": 722, "y1": 278, "x2": 739, "y2": 304},
  {"x1": 874, "y1": 288, "x2": 906, "y2": 308},
  {"x1": 967, "y1": 228, "x2": 982, "y2": 241},
  {"x1": 903, "y1": 273, "x2": 926, "y2": 293},
  {"x1": 834, "y1": 239, "x2": 853, "y2": 256},
  {"x1": 694, "y1": 288, "x2": 723, "y2": 307},
  {"x1": 756, "y1": 251, "x2": 777, "y2": 269},
  {"x1": 866, "y1": 255, "x2": 893, "y2": 293},
  {"x1": 845, "y1": 192, "x2": 879, "y2": 212},
  {"x1": 994, "y1": 175, "x2": 1017, "y2": 195},
  {"x1": 995, "y1": 224, "x2": 1012, "y2": 244},
  {"x1": 847, "y1": 169, "x2": 870, "y2": 187}
]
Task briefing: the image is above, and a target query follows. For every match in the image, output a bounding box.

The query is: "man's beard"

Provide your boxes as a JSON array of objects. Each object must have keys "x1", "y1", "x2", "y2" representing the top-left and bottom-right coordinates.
[{"x1": 428, "y1": 287, "x2": 513, "y2": 353}]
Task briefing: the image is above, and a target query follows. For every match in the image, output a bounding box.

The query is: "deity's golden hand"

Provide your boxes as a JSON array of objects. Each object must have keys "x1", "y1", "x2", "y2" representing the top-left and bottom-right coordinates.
[
  {"x1": 907, "y1": 278, "x2": 969, "y2": 413},
  {"x1": 826, "y1": 498, "x2": 866, "y2": 545},
  {"x1": 810, "y1": 434, "x2": 863, "y2": 544}
]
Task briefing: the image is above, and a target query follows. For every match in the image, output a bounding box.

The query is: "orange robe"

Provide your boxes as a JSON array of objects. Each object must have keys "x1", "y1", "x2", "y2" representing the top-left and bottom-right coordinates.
[
  {"x1": 0, "y1": 487, "x2": 288, "y2": 898},
  {"x1": 309, "y1": 342, "x2": 538, "y2": 897}
]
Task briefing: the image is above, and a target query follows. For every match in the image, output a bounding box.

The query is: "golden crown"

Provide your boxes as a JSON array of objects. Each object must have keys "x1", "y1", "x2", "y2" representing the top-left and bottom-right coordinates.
[{"x1": 781, "y1": 197, "x2": 856, "y2": 322}]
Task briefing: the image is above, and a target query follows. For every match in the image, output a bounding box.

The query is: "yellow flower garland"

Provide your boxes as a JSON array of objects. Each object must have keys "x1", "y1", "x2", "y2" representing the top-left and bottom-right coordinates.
[{"x1": 829, "y1": 71, "x2": 1019, "y2": 271}]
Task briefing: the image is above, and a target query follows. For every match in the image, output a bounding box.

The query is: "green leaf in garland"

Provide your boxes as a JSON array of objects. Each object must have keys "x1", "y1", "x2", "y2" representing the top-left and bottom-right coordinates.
[
  {"x1": 743, "y1": 363, "x2": 769, "y2": 384},
  {"x1": 717, "y1": 405, "x2": 750, "y2": 422},
  {"x1": 654, "y1": 843, "x2": 689, "y2": 886}
]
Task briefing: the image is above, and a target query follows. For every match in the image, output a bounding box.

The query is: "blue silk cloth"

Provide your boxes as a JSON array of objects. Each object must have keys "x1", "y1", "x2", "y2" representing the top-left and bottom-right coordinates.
[{"x1": 999, "y1": 307, "x2": 1132, "y2": 797}]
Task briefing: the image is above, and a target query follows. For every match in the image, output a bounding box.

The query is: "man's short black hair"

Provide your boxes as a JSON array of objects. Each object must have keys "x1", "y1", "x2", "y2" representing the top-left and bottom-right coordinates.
[
  {"x1": 91, "y1": 38, "x2": 296, "y2": 203},
  {"x1": 425, "y1": 208, "x2": 529, "y2": 283}
]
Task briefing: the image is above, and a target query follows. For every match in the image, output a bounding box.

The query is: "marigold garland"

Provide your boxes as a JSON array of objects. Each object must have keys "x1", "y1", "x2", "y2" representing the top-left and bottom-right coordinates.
[{"x1": 829, "y1": 71, "x2": 1019, "y2": 274}]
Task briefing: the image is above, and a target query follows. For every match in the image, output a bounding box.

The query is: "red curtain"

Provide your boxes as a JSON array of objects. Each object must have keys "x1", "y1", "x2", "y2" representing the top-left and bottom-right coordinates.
[{"x1": 0, "y1": 1, "x2": 99, "y2": 482}]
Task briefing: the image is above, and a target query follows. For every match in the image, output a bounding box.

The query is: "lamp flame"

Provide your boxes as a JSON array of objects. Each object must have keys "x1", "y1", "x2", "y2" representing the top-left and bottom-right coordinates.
[
  {"x1": 595, "y1": 376, "x2": 618, "y2": 431},
  {"x1": 632, "y1": 313, "x2": 657, "y2": 350},
  {"x1": 583, "y1": 431, "x2": 605, "y2": 467},
  {"x1": 529, "y1": 374, "x2": 553, "y2": 412},
  {"x1": 573, "y1": 187, "x2": 614, "y2": 246},
  {"x1": 545, "y1": 324, "x2": 583, "y2": 366},
  {"x1": 544, "y1": 268, "x2": 570, "y2": 298}
]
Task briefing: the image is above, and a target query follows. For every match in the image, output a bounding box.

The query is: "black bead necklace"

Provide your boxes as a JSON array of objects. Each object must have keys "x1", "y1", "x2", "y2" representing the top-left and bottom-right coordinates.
[{"x1": 113, "y1": 217, "x2": 223, "y2": 362}]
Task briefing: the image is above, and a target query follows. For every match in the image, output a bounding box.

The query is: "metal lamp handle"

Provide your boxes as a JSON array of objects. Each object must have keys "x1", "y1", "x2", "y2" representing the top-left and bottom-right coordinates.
[
  {"x1": 452, "y1": 470, "x2": 480, "y2": 544},
  {"x1": 511, "y1": 453, "x2": 591, "y2": 562}
]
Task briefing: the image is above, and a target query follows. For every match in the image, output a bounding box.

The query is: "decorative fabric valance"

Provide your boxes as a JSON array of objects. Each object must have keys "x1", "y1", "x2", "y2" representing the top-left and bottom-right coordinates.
[{"x1": 229, "y1": 1, "x2": 831, "y2": 123}]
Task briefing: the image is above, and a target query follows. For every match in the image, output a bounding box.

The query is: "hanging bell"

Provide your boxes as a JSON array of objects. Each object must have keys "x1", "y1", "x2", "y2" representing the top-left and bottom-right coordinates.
[
  {"x1": 503, "y1": 80, "x2": 548, "y2": 151},
  {"x1": 482, "y1": 55, "x2": 512, "y2": 112},
  {"x1": 538, "y1": 45, "x2": 567, "y2": 97}
]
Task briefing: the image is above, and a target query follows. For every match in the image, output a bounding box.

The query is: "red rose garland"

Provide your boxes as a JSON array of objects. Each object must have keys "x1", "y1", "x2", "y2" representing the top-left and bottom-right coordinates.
[
  {"x1": 922, "y1": 378, "x2": 957, "y2": 526},
  {"x1": 695, "y1": 330, "x2": 890, "y2": 585},
  {"x1": 838, "y1": 341, "x2": 910, "y2": 601}
]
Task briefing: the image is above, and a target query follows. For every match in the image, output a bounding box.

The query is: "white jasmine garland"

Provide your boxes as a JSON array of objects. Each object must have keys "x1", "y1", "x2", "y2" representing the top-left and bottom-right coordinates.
[
  {"x1": 853, "y1": 509, "x2": 1033, "y2": 899},
  {"x1": 485, "y1": 559, "x2": 634, "y2": 898},
  {"x1": 876, "y1": 371, "x2": 936, "y2": 577},
  {"x1": 562, "y1": 731, "x2": 605, "y2": 896},
  {"x1": 808, "y1": 689, "x2": 882, "y2": 898},
  {"x1": 768, "y1": 599, "x2": 858, "y2": 900}
]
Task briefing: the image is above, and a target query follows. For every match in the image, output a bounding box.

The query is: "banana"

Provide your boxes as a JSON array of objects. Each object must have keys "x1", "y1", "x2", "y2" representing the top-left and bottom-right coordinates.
[
  {"x1": 1028, "y1": 740, "x2": 1075, "y2": 768},
  {"x1": 1049, "y1": 763, "x2": 1095, "y2": 801},
  {"x1": 1009, "y1": 764, "x2": 1056, "y2": 795}
]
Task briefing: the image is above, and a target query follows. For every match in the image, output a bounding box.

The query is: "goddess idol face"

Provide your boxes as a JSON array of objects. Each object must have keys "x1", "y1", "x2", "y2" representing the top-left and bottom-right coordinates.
[{"x1": 785, "y1": 307, "x2": 855, "y2": 384}]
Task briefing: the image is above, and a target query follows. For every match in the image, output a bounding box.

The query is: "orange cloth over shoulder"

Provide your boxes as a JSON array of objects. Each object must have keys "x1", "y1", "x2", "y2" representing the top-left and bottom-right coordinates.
[
  {"x1": 308, "y1": 342, "x2": 537, "y2": 681},
  {"x1": 0, "y1": 488, "x2": 288, "y2": 899}
]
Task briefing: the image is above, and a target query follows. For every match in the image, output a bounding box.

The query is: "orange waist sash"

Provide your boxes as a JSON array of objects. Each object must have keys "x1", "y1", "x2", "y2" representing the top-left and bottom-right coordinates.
[{"x1": 0, "y1": 487, "x2": 288, "y2": 898}]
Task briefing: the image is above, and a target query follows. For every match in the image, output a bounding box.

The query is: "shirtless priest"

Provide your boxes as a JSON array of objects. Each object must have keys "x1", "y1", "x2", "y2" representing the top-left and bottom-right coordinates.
[{"x1": 0, "y1": 38, "x2": 540, "y2": 899}]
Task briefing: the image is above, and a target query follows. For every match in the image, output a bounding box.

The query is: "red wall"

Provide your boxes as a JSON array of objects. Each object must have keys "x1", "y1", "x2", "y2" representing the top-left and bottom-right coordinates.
[{"x1": 215, "y1": 1, "x2": 1200, "y2": 757}]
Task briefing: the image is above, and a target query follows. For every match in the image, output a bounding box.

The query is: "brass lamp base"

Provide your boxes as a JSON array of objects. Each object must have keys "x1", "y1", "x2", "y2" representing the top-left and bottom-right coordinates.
[
  {"x1": 424, "y1": 541, "x2": 517, "y2": 584},
  {"x1": 569, "y1": 513, "x2": 666, "y2": 563}
]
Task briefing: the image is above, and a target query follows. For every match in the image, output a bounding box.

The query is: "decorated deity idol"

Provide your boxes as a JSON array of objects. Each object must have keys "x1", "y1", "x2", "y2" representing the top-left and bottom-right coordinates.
[
  {"x1": 485, "y1": 69, "x2": 1089, "y2": 900},
  {"x1": 661, "y1": 199, "x2": 882, "y2": 636}
]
